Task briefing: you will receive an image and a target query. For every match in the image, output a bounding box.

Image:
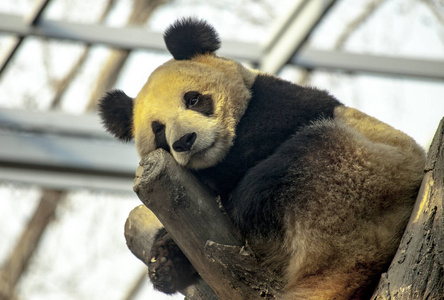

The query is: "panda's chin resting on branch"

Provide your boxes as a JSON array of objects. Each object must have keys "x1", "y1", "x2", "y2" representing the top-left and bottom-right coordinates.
[
  {"x1": 173, "y1": 139, "x2": 218, "y2": 170},
  {"x1": 177, "y1": 131, "x2": 231, "y2": 170},
  {"x1": 99, "y1": 17, "x2": 426, "y2": 300}
]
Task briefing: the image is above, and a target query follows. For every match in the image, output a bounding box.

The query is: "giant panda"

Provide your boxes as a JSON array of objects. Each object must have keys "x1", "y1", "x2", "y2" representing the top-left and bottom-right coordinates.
[{"x1": 99, "y1": 18, "x2": 425, "y2": 299}]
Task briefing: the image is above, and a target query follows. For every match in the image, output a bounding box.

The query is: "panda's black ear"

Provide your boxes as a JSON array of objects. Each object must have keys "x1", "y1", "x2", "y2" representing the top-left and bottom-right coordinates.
[
  {"x1": 164, "y1": 18, "x2": 221, "y2": 60},
  {"x1": 98, "y1": 90, "x2": 134, "y2": 142}
]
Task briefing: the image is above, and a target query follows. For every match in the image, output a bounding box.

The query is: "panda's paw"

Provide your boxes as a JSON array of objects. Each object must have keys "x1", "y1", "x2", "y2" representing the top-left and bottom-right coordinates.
[{"x1": 148, "y1": 228, "x2": 198, "y2": 294}]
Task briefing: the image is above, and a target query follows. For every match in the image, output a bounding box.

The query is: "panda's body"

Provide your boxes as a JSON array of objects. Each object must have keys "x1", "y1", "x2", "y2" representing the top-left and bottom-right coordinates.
[{"x1": 99, "y1": 19, "x2": 425, "y2": 299}]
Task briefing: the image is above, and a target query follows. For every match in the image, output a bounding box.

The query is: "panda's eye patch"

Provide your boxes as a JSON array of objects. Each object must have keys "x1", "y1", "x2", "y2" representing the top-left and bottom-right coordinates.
[
  {"x1": 151, "y1": 121, "x2": 170, "y2": 153},
  {"x1": 151, "y1": 121, "x2": 165, "y2": 135},
  {"x1": 183, "y1": 91, "x2": 214, "y2": 116},
  {"x1": 184, "y1": 91, "x2": 200, "y2": 107}
]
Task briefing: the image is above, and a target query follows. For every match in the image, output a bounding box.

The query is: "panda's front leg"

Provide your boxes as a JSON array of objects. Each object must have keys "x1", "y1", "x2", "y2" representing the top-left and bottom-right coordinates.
[{"x1": 149, "y1": 228, "x2": 200, "y2": 294}]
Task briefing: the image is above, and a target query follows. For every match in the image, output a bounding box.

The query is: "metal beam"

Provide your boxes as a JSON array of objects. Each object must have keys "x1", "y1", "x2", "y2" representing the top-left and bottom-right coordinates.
[
  {"x1": 294, "y1": 47, "x2": 444, "y2": 80},
  {"x1": 259, "y1": 0, "x2": 337, "y2": 74},
  {"x1": 0, "y1": 109, "x2": 138, "y2": 192},
  {"x1": 0, "y1": 0, "x2": 50, "y2": 74},
  {"x1": 0, "y1": 13, "x2": 261, "y2": 62},
  {"x1": 1, "y1": 12, "x2": 441, "y2": 80},
  {"x1": 0, "y1": 108, "x2": 108, "y2": 137}
]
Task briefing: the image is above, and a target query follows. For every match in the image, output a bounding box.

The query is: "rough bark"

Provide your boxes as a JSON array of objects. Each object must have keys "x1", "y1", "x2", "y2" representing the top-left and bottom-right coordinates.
[
  {"x1": 128, "y1": 149, "x2": 281, "y2": 299},
  {"x1": 371, "y1": 118, "x2": 444, "y2": 299}
]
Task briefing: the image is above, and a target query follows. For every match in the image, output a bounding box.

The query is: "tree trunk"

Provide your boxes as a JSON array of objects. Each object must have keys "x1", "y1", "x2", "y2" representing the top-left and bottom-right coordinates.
[
  {"x1": 126, "y1": 119, "x2": 444, "y2": 299},
  {"x1": 371, "y1": 118, "x2": 444, "y2": 299}
]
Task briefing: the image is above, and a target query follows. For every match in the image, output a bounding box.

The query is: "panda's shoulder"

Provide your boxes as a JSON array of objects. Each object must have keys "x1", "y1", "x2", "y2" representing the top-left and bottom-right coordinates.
[
  {"x1": 242, "y1": 73, "x2": 341, "y2": 137},
  {"x1": 251, "y1": 73, "x2": 339, "y2": 104}
]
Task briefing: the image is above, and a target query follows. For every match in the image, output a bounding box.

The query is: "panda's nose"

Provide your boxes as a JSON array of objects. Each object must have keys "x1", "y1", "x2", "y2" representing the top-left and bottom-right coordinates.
[{"x1": 172, "y1": 132, "x2": 197, "y2": 152}]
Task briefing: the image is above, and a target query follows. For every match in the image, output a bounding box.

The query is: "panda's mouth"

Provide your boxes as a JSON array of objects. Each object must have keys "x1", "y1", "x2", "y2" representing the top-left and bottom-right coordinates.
[
  {"x1": 182, "y1": 131, "x2": 229, "y2": 170},
  {"x1": 194, "y1": 138, "x2": 217, "y2": 156},
  {"x1": 173, "y1": 128, "x2": 232, "y2": 170},
  {"x1": 186, "y1": 137, "x2": 219, "y2": 167},
  {"x1": 172, "y1": 136, "x2": 216, "y2": 168}
]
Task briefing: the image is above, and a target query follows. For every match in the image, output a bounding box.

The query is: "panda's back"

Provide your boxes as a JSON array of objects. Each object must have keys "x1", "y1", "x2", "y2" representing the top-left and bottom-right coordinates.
[{"x1": 229, "y1": 108, "x2": 425, "y2": 299}]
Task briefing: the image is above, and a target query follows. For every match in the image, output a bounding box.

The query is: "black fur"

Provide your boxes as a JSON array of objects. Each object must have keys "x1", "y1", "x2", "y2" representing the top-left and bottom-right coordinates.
[
  {"x1": 98, "y1": 90, "x2": 134, "y2": 142},
  {"x1": 194, "y1": 73, "x2": 341, "y2": 201},
  {"x1": 149, "y1": 228, "x2": 199, "y2": 293},
  {"x1": 230, "y1": 123, "x2": 335, "y2": 241},
  {"x1": 164, "y1": 18, "x2": 221, "y2": 60}
]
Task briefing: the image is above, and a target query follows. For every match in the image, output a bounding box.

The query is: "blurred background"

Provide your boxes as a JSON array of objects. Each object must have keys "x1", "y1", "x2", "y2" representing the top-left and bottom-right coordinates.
[{"x1": 0, "y1": 0, "x2": 443, "y2": 299}]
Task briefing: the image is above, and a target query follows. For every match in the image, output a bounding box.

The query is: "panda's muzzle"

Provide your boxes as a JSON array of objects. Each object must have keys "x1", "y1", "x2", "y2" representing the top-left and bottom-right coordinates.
[{"x1": 172, "y1": 132, "x2": 197, "y2": 152}]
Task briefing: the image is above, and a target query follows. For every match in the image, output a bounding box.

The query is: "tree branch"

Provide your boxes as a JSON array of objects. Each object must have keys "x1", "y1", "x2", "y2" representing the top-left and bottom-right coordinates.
[
  {"x1": 0, "y1": 190, "x2": 64, "y2": 300},
  {"x1": 334, "y1": 0, "x2": 389, "y2": 50},
  {"x1": 128, "y1": 149, "x2": 281, "y2": 299}
]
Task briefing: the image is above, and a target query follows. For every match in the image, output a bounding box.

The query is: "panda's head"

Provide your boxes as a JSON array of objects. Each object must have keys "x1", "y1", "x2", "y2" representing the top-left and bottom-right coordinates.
[{"x1": 99, "y1": 18, "x2": 257, "y2": 169}]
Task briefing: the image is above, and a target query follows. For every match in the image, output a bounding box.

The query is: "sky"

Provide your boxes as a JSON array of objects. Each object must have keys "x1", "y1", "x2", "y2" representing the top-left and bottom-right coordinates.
[{"x1": 0, "y1": 0, "x2": 443, "y2": 299}]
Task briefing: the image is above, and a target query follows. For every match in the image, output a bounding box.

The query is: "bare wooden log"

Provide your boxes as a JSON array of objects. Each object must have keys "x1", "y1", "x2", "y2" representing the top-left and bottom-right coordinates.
[
  {"x1": 124, "y1": 205, "x2": 219, "y2": 299},
  {"x1": 131, "y1": 149, "x2": 281, "y2": 299},
  {"x1": 371, "y1": 118, "x2": 444, "y2": 299},
  {"x1": 124, "y1": 205, "x2": 162, "y2": 264}
]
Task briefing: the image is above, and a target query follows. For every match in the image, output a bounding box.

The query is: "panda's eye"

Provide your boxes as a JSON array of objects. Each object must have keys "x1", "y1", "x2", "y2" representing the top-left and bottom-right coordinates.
[
  {"x1": 189, "y1": 96, "x2": 198, "y2": 106},
  {"x1": 183, "y1": 91, "x2": 214, "y2": 116},
  {"x1": 184, "y1": 91, "x2": 201, "y2": 108}
]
